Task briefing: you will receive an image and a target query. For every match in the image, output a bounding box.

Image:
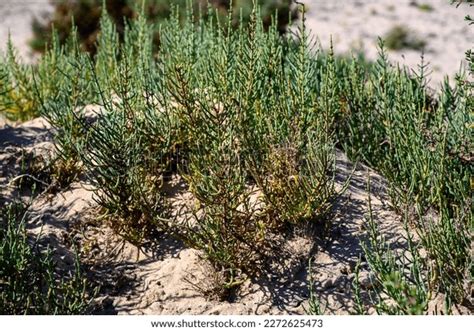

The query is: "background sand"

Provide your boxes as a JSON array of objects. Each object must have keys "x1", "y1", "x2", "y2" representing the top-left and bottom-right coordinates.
[
  {"x1": 0, "y1": 0, "x2": 472, "y2": 87},
  {"x1": 303, "y1": 0, "x2": 474, "y2": 87},
  {"x1": 0, "y1": 0, "x2": 53, "y2": 60}
]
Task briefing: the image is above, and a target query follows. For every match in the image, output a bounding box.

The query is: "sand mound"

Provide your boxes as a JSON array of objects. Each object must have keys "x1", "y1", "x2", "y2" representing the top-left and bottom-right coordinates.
[{"x1": 2, "y1": 116, "x2": 467, "y2": 315}]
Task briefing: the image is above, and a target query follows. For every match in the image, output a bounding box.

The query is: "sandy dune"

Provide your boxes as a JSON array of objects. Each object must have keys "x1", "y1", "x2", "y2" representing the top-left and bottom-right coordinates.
[{"x1": 3, "y1": 115, "x2": 467, "y2": 315}]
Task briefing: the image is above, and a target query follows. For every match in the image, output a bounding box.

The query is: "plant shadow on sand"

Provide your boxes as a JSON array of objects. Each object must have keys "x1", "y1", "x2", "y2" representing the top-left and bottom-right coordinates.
[{"x1": 213, "y1": 151, "x2": 409, "y2": 315}]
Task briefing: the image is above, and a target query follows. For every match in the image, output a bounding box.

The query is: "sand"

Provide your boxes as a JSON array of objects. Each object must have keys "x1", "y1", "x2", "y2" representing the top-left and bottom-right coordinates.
[
  {"x1": 302, "y1": 0, "x2": 473, "y2": 87},
  {"x1": 0, "y1": 0, "x2": 53, "y2": 61}
]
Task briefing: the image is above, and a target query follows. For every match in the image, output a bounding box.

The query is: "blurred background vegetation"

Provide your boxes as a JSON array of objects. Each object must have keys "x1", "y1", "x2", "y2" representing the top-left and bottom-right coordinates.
[{"x1": 30, "y1": 0, "x2": 298, "y2": 54}]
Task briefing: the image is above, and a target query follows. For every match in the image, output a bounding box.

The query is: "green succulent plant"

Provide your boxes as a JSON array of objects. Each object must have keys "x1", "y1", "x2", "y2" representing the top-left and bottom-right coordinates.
[{"x1": 0, "y1": 201, "x2": 92, "y2": 314}]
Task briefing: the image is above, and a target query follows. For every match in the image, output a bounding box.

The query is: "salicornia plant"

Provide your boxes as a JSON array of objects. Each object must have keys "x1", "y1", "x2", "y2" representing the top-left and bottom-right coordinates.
[
  {"x1": 0, "y1": 201, "x2": 93, "y2": 314},
  {"x1": 0, "y1": 0, "x2": 470, "y2": 313}
]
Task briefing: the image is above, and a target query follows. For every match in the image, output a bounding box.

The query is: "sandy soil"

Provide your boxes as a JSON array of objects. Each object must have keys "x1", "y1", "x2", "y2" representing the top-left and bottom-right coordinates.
[
  {"x1": 302, "y1": 0, "x2": 473, "y2": 87},
  {"x1": 2, "y1": 115, "x2": 468, "y2": 315},
  {"x1": 0, "y1": 0, "x2": 472, "y2": 88},
  {"x1": 0, "y1": 0, "x2": 53, "y2": 61}
]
